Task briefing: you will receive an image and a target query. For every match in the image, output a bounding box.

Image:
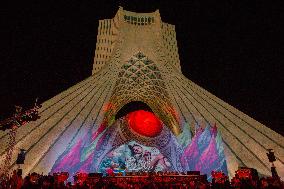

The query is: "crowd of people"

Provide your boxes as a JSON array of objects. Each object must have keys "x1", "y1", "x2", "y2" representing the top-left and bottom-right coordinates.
[{"x1": 0, "y1": 169, "x2": 283, "y2": 189}]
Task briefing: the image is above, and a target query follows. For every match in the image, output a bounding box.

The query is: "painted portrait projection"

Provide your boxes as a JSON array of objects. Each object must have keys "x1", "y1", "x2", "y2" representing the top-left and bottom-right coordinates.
[
  {"x1": 99, "y1": 141, "x2": 171, "y2": 174},
  {"x1": 50, "y1": 110, "x2": 228, "y2": 179}
]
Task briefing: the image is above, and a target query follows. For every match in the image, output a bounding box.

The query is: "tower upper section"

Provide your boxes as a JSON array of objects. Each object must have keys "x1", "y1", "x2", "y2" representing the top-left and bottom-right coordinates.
[{"x1": 92, "y1": 7, "x2": 181, "y2": 74}]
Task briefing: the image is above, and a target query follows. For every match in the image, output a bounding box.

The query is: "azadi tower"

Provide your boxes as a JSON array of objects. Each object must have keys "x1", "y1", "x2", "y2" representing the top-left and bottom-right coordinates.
[{"x1": 0, "y1": 7, "x2": 283, "y2": 179}]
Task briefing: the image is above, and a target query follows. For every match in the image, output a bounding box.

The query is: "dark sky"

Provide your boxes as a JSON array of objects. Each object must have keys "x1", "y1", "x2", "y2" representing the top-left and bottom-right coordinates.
[{"x1": 0, "y1": 0, "x2": 283, "y2": 135}]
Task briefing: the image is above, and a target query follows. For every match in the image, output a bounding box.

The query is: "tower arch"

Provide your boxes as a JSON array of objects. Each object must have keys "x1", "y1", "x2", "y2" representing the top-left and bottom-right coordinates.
[
  {"x1": 104, "y1": 52, "x2": 181, "y2": 135},
  {"x1": 115, "y1": 101, "x2": 153, "y2": 120}
]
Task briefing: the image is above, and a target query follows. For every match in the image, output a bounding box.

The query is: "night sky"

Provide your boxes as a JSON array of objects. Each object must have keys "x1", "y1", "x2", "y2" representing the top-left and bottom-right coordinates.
[{"x1": 0, "y1": 0, "x2": 283, "y2": 135}]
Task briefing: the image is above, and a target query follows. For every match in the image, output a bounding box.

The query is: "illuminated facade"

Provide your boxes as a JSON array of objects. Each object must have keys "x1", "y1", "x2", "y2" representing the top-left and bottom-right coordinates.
[{"x1": 0, "y1": 7, "x2": 283, "y2": 180}]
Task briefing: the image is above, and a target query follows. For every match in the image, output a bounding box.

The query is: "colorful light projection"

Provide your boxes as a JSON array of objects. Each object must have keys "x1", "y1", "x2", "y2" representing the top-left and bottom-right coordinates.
[
  {"x1": 99, "y1": 141, "x2": 171, "y2": 174},
  {"x1": 127, "y1": 110, "x2": 162, "y2": 137},
  {"x1": 180, "y1": 123, "x2": 228, "y2": 180},
  {"x1": 50, "y1": 110, "x2": 228, "y2": 181}
]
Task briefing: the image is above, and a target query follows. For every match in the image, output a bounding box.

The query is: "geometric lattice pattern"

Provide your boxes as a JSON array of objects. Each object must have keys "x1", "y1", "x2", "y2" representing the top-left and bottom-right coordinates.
[
  {"x1": 106, "y1": 52, "x2": 179, "y2": 131},
  {"x1": 114, "y1": 52, "x2": 166, "y2": 102}
]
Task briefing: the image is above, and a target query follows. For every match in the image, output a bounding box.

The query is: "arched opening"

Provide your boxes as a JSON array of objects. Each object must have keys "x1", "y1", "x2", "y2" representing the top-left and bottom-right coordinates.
[{"x1": 115, "y1": 101, "x2": 153, "y2": 120}]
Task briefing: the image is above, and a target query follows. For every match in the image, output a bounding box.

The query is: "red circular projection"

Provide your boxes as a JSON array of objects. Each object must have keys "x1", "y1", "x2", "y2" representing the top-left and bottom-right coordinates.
[{"x1": 127, "y1": 110, "x2": 162, "y2": 137}]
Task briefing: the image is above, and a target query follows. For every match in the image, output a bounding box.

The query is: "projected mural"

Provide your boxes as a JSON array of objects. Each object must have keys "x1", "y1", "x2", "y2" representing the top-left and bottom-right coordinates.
[
  {"x1": 99, "y1": 141, "x2": 171, "y2": 174},
  {"x1": 50, "y1": 110, "x2": 228, "y2": 181}
]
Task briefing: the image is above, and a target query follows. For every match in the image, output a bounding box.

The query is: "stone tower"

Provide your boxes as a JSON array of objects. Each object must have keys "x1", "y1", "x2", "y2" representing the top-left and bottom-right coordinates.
[{"x1": 0, "y1": 7, "x2": 283, "y2": 179}]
